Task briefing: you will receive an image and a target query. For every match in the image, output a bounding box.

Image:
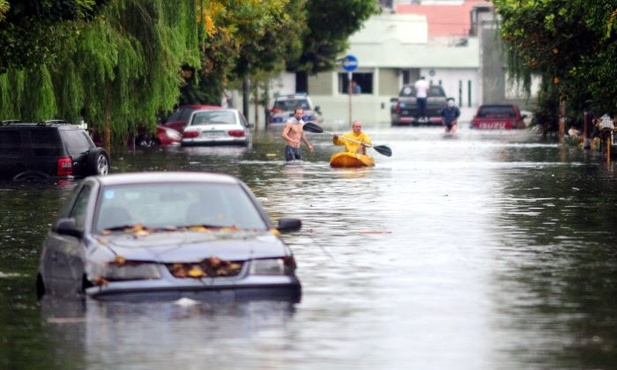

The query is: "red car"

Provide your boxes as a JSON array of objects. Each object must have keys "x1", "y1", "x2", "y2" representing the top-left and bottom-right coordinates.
[
  {"x1": 471, "y1": 104, "x2": 527, "y2": 130},
  {"x1": 135, "y1": 125, "x2": 182, "y2": 147},
  {"x1": 163, "y1": 104, "x2": 222, "y2": 133}
]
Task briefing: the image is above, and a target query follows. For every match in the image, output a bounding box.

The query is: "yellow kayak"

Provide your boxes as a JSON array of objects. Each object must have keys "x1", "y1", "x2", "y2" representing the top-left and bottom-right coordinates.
[{"x1": 329, "y1": 152, "x2": 375, "y2": 168}]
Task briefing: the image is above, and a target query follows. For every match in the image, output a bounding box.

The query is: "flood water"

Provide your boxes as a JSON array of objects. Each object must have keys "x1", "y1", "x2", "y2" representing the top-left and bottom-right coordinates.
[{"x1": 2, "y1": 123, "x2": 617, "y2": 370}]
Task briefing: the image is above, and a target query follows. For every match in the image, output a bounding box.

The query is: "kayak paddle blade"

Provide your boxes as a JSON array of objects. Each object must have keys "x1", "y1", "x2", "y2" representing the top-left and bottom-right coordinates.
[
  {"x1": 373, "y1": 145, "x2": 392, "y2": 157},
  {"x1": 302, "y1": 122, "x2": 324, "y2": 134}
]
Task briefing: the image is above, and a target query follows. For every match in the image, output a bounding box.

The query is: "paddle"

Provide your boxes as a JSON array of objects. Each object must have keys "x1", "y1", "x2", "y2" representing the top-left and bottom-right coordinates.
[{"x1": 303, "y1": 122, "x2": 393, "y2": 157}]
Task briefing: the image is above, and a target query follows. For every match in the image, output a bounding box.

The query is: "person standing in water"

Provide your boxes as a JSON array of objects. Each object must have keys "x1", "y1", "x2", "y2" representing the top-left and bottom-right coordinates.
[
  {"x1": 281, "y1": 106, "x2": 314, "y2": 161},
  {"x1": 440, "y1": 98, "x2": 461, "y2": 134}
]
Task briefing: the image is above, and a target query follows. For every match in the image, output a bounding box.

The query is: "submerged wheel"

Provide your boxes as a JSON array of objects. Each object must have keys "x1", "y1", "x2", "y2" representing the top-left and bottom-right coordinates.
[{"x1": 87, "y1": 148, "x2": 110, "y2": 176}]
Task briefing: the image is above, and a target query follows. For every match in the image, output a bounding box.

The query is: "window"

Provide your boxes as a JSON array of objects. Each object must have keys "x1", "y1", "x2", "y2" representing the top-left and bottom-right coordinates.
[
  {"x1": 31, "y1": 130, "x2": 61, "y2": 156},
  {"x1": 0, "y1": 131, "x2": 21, "y2": 156},
  {"x1": 338, "y1": 72, "x2": 373, "y2": 94},
  {"x1": 71, "y1": 185, "x2": 92, "y2": 230}
]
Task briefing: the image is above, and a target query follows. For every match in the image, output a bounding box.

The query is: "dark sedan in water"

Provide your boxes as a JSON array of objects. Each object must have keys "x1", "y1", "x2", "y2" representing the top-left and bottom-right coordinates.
[{"x1": 36, "y1": 172, "x2": 302, "y2": 302}]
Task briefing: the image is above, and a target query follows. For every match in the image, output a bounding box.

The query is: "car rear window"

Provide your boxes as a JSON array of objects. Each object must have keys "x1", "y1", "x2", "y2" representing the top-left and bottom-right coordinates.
[
  {"x1": 30, "y1": 130, "x2": 62, "y2": 156},
  {"x1": 477, "y1": 106, "x2": 516, "y2": 118},
  {"x1": 190, "y1": 110, "x2": 235, "y2": 125},
  {"x1": 59, "y1": 130, "x2": 93, "y2": 156},
  {"x1": 399, "y1": 86, "x2": 444, "y2": 98},
  {"x1": 0, "y1": 130, "x2": 21, "y2": 156}
]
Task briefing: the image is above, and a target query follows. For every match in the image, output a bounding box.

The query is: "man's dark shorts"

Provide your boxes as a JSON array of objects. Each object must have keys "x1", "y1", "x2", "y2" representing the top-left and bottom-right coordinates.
[{"x1": 285, "y1": 145, "x2": 302, "y2": 161}]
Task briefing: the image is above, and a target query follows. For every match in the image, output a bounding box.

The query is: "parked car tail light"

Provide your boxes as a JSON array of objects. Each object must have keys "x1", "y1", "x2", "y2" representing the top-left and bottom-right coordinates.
[
  {"x1": 182, "y1": 131, "x2": 199, "y2": 138},
  {"x1": 93, "y1": 261, "x2": 162, "y2": 283},
  {"x1": 227, "y1": 130, "x2": 246, "y2": 137},
  {"x1": 249, "y1": 256, "x2": 296, "y2": 276},
  {"x1": 56, "y1": 157, "x2": 73, "y2": 177}
]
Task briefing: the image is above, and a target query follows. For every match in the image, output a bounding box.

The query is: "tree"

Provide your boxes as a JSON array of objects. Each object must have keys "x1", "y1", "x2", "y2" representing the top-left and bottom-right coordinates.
[
  {"x1": 0, "y1": 0, "x2": 201, "y2": 150},
  {"x1": 0, "y1": 0, "x2": 108, "y2": 72},
  {"x1": 289, "y1": 0, "x2": 381, "y2": 75},
  {"x1": 492, "y1": 0, "x2": 617, "y2": 132}
]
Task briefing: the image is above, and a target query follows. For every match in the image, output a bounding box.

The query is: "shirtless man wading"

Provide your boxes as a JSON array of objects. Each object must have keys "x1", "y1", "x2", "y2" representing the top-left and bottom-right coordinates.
[{"x1": 281, "y1": 106, "x2": 314, "y2": 162}]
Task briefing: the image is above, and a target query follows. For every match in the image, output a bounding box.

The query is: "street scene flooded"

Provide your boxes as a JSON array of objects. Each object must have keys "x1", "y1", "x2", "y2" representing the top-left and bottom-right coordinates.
[{"x1": 2, "y1": 121, "x2": 617, "y2": 370}]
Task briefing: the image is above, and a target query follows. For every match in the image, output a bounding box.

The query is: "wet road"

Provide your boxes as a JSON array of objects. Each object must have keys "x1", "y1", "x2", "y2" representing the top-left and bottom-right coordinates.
[{"x1": 2, "y1": 123, "x2": 617, "y2": 370}]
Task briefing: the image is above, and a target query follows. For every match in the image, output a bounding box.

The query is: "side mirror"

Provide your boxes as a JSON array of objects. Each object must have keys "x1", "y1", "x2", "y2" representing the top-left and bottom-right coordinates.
[
  {"x1": 390, "y1": 97, "x2": 398, "y2": 103},
  {"x1": 315, "y1": 106, "x2": 322, "y2": 114},
  {"x1": 53, "y1": 218, "x2": 83, "y2": 238},
  {"x1": 277, "y1": 217, "x2": 302, "y2": 233}
]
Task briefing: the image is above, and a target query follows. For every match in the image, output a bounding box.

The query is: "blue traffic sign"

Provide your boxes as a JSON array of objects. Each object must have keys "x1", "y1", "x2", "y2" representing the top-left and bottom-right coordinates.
[{"x1": 342, "y1": 54, "x2": 358, "y2": 72}]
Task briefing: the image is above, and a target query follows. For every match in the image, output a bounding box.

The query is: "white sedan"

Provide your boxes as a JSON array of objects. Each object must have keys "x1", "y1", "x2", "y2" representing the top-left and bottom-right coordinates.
[{"x1": 181, "y1": 108, "x2": 252, "y2": 146}]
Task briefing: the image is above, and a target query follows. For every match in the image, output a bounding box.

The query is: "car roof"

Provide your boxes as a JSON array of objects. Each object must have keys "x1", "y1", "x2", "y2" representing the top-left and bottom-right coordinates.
[
  {"x1": 93, "y1": 171, "x2": 240, "y2": 186},
  {"x1": 275, "y1": 93, "x2": 309, "y2": 100},
  {"x1": 191, "y1": 108, "x2": 238, "y2": 114},
  {"x1": 0, "y1": 122, "x2": 85, "y2": 130},
  {"x1": 478, "y1": 104, "x2": 519, "y2": 108}
]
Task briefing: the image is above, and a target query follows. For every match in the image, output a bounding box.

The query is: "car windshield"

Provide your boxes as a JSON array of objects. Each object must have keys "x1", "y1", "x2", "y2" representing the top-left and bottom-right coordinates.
[
  {"x1": 477, "y1": 106, "x2": 516, "y2": 118},
  {"x1": 95, "y1": 182, "x2": 267, "y2": 233},
  {"x1": 190, "y1": 110, "x2": 235, "y2": 126},
  {"x1": 273, "y1": 99, "x2": 310, "y2": 111}
]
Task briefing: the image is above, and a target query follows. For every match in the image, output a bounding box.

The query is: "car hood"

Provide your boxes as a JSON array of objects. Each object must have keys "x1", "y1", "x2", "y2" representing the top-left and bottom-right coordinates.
[{"x1": 95, "y1": 230, "x2": 289, "y2": 262}]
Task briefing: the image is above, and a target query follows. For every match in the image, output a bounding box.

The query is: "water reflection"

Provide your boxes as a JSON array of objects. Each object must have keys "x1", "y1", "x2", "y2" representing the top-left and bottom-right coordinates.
[{"x1": 40, "y1": 296, "x2": 296, "y2": 369}]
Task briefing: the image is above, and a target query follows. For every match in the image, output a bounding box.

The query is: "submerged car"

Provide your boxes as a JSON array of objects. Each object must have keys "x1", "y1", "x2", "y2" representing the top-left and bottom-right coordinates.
[
  {"x1": 36, "y1": 171, "x2": 302, "y2": 302},
  {"x1": 268, "y1": 93, "x2": 322, "y2": 126},
  {"x1": 135, "y1": 125, "x2": 182, "y2": 147},
  {"x1": 0, "y1": 121, "x2": 109, "y2": 181},
  {"x1": 181, "y1": 108, "x2": 252, "y2": 146},
  {"x1": 470, "y1": 104, "x2": 527, "y2": 130},
  {"x1": 163, "y1": 104, "x2": 222, "y2": 133}
]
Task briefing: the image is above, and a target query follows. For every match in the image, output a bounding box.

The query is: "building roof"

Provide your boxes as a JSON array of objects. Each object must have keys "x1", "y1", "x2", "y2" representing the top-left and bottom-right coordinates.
[{"x1": 395, "y1": 0, "x2": 493, "y2": 39}]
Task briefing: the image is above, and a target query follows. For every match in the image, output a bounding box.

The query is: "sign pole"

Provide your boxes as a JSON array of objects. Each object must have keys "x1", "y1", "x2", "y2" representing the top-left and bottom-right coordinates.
[
  {"x1": 341, "y1": 54, "x2": 358, "y2": 127},
  {"x1": 348, "y1": 71, "x2": 352, "y2": 124}
]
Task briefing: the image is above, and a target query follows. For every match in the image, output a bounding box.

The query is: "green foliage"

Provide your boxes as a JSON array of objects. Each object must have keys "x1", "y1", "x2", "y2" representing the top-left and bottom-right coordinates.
[
  {"x1": 0, "y1": 0, "x2": 200, "y2": 146},
  {"x1": 289, "y1": 0, "x2": 381, "y2": 74},
  {"x1": 493, "y1": 0, "x2": 617, "y2": 131},
  {"x1": 0, "y1": 0, "x2": 107, "y2": 72}
]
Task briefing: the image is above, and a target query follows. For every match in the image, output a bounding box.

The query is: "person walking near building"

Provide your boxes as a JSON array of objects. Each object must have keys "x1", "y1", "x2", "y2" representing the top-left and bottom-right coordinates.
[
  {"x1": 282, "y1": 106, "x2": 314, "y2": 161},
  {"x1": 414, "y1": 76, "x2": 429, "y2": 122}
]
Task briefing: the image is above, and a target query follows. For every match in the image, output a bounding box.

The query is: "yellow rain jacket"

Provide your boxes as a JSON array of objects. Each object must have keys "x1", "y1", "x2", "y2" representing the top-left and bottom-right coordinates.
[{"x1": 333, "y1": 132, "x2": 372, "y2": 153}]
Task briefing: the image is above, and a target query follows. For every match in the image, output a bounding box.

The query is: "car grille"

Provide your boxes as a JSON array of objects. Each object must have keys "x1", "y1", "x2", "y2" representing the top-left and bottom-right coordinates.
[{"x1": 166, "y1": 257, "x2": 243, "y2": 278}]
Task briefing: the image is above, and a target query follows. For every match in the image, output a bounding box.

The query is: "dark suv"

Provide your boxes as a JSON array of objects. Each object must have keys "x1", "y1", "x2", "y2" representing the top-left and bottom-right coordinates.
[{"x1": 0, "y1": 121, "x2": 110, "y2": 181}]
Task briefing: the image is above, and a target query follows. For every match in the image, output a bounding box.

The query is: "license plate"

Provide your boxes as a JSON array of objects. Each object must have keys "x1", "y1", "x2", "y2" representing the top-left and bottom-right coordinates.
[{"x1": 202, "y1": 131, "x2": 224, "y2": 137}]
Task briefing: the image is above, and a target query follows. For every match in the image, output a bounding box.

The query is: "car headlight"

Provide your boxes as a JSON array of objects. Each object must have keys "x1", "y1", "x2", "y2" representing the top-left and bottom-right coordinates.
[
  {"x1": 249, "y1": 257, "x2": 295, "y2": 276},
  {"x1": 92, "y1": 262, "x2": 162, "y2": 283}
]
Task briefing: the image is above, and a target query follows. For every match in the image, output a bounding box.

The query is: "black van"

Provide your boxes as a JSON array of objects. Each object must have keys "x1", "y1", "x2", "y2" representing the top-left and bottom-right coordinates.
[{"x1": 0, "y1": 121, "x2": 110, "y2": 181}]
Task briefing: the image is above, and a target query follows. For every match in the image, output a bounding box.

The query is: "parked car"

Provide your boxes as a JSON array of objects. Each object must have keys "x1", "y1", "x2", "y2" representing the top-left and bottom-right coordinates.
[
  {"x1": 390, "y1": 84, "x2": 448, "y2": 126},
  {"x1": 135, "y1": 125, "x2": 182, "y2": 147},
  {"x1": 0, "y1": 121, "x2": 109, "y2": 181},
  {"x1": 268, "y1": 93, "x2": 322, "y2": 126},
  {"x1": 470, "y1": 104, "x2": 527, "y2": 130},
  {"x1": 163, "y1": 104, "x2": 222, "y2": 133},
  {"x1": 35, "y1": 171, "x2": 303, "y2": 302},
  {"x1": 181, "y1": 108, "x2": 252, "y2": 147}
]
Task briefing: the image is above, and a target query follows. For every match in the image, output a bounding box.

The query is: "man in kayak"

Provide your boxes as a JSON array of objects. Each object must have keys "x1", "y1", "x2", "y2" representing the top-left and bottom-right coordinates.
[
  {"x1": 282, "y1": 106, "x2": 314, "y2": 161},
  {"x1": 332, "y1": 120, "x2": 372, "y2": 155}
]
